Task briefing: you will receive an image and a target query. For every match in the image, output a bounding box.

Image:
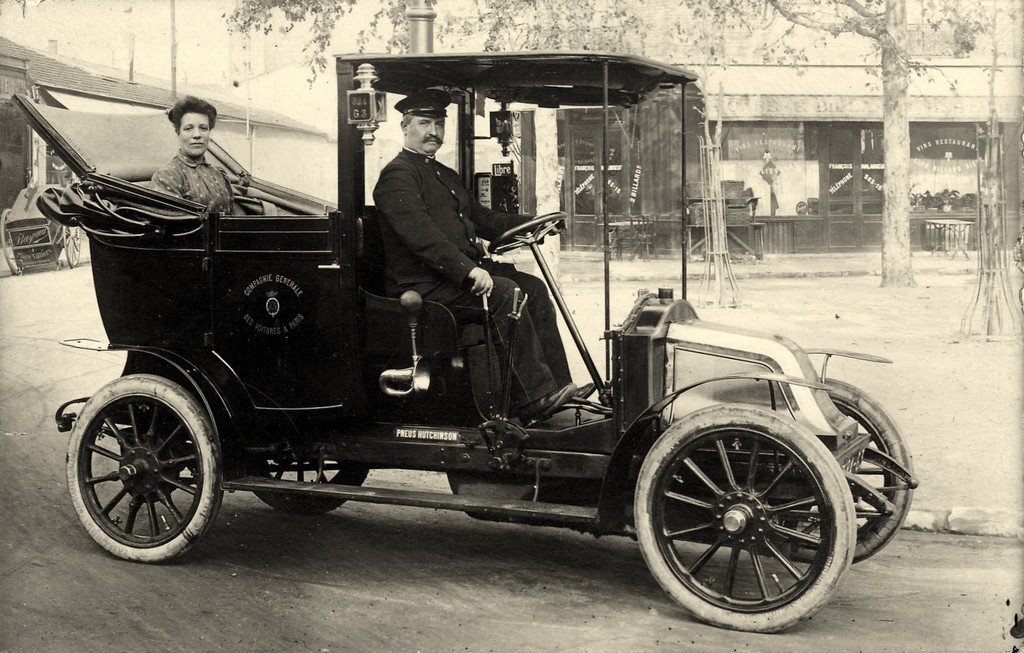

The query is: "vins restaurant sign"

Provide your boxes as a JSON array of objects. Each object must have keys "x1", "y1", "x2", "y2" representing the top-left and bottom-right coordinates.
[{"x1": 911, "y1": 128, "x2": 978, "y2": 173}]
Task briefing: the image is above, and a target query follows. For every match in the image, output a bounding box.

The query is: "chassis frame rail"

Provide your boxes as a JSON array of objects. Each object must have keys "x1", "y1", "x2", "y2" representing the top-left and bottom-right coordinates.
[{"x1": 223, "y1": 477, "x2": 599, "y2": 525}]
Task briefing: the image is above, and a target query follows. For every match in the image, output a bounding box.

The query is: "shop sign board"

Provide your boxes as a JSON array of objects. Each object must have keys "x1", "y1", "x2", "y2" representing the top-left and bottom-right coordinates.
[{"x1": 721, "y1": 93, "x2": 1012, "y2": 122}]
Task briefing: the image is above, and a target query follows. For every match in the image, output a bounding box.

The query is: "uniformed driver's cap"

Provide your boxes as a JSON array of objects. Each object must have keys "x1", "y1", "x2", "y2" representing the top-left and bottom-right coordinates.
[{"x1": 395, "y1": 88, "x2": 450, "y2": 118}]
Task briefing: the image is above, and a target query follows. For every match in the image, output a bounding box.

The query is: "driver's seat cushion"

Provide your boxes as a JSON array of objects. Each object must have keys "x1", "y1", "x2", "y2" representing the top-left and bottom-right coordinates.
[{"x1": 361, "y1": 290, "x2": 460, "y2": 360}]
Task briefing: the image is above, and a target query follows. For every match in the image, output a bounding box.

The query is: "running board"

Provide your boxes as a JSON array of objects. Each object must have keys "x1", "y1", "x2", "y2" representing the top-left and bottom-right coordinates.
[{"x1": 222, "y1": 477, "x2": 599, "y2": 525}]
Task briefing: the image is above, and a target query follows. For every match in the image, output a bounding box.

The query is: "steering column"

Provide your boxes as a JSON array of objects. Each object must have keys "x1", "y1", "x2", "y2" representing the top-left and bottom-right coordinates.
[{"x1": 488, "y1": 212, "x2": 609, "y2": 404}]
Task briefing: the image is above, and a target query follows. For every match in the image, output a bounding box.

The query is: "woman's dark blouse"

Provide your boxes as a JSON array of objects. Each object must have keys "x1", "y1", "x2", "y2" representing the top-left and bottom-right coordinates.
[{"x1": 151, "y1": 152, "x2": 233, "y2": 214}]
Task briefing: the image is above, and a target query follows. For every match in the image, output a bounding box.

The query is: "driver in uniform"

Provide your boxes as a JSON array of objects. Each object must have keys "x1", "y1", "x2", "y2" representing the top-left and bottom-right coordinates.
[{"x1": 373, "y1": 89, "x2": 589, "y2": 423}]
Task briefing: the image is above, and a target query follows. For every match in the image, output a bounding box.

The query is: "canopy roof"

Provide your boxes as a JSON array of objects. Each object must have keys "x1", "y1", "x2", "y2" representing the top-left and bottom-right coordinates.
[{"x1": 336, "y1": 52, "x2": 697, "y2": 108}]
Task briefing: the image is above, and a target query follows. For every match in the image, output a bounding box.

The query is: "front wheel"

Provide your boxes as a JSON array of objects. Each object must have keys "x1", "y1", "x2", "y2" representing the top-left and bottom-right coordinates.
[
  {"x1": 635, "y1": 405, "x2": 855, "y2": 633},
  {"x1": 67, "y1": 374, "x2": 223, "y2": 562}
]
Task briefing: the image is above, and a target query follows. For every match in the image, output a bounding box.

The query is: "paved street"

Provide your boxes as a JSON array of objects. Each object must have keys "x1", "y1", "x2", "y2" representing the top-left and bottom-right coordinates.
[{"x1": 1, "y1": 261, "x2": 1022, "y2": 651}]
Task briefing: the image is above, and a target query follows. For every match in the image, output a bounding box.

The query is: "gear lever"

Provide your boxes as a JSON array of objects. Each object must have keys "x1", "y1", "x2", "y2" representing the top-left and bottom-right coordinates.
[{"x1": 498, "y1": 288, "x2": 527, "y2": 420}]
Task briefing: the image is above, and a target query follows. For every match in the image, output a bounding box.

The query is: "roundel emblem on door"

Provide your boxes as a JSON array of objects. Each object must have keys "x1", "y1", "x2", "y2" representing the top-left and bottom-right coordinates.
[
  {"x1": 265, "y1": 291, "x2": 281, "y2": 318},
  {"x1": 241, "y1": 273, "x2": 306, "y2": 336}
]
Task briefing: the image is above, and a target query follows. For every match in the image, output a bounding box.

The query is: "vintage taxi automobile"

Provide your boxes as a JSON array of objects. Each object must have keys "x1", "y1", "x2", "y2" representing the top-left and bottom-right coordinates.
[{"x1": 15, "y1": 51, "x2": 916, "y2": 633}]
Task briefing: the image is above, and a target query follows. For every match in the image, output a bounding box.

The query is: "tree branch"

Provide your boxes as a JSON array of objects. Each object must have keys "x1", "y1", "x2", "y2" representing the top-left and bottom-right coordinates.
[
  {"x1": 837, "y1": 0, "x2": 883, "y2": 20},
  {"x1": 765, "y1": 0, "x2": 882, "y2": 40}
]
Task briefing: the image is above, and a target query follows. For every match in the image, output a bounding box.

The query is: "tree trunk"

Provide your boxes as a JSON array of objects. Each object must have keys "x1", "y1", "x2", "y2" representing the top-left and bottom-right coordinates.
[{"x1": 879, "y1": 0, "x2": 915, "y2": 287}]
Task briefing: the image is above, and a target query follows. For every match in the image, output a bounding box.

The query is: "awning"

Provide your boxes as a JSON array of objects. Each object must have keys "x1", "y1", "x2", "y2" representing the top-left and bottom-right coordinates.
[{"x1": 698, "y1": 64, "x2": 1022, "y2": 122}]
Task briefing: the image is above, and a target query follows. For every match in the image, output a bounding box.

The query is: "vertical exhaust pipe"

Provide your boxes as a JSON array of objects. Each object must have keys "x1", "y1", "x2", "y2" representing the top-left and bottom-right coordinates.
[{"x1": 406, "y1": 0, "x2": 436, "y2": 53}]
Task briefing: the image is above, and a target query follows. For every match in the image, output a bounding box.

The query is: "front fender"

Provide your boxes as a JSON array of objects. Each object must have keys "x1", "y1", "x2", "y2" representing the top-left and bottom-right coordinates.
[
  {"x1": 52, "y1": 342, "x2": 243, "y2": 447},
  {"x1": 595, "y1": 372, "x2": 830, "y2": 534},
  {"x1": 803, "y1": 348, "x2": 892, "y2": 382}
]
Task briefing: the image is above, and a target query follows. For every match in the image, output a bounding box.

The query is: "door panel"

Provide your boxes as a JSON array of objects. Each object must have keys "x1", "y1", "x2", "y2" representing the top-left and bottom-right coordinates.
[
  {"x1": 827, "y1": 124, "x2": 884, "y2": 250},
  {"x1": 211, "y1": 213, "x2": 359, "y2": 410},
  {"x1": 565, "y1": 123, "x2": 624, "y2": 249},
  {"x1": 860, "y1": 127, "x2": 885, "y2": 248},
  {"x1": 827, "y1": 127, "x2": 857, "y2": 250}
]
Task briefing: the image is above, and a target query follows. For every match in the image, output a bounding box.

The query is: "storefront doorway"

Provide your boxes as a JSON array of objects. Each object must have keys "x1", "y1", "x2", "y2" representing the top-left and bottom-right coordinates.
[
  {"x1": 563, "y1": 120, "x2": 625, "y2": 250},
  {"x1": 825, "y1": 123, "x2": 884, "y2": 251}
]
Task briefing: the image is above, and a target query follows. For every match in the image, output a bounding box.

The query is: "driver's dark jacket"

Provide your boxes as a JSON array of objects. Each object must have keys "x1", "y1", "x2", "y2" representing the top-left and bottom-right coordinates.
[{"x1": 373, "y1": 149, "x2": 528, "y2": 296}]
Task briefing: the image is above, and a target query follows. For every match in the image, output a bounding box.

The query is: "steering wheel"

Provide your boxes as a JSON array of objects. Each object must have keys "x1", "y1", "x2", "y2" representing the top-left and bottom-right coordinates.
[{"x1": 487, "y1": 211, "x2": 567, "y2": 255}]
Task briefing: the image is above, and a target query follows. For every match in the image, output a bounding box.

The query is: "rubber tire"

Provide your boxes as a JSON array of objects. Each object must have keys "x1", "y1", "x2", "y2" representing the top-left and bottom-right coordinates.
[
  {"x1": 253, "y1": 461, "x2": 369, "y2": 515},
  {"x1": 827, "y1": 379, "x2": 914, "y2": 563},
  {"x1": 634, "y1": 404, "x2": 856, "y2": 633},
  {"x1": 64, "y1": 226, "x2": 82, "y2": 269},
  {"x1": 66, "y1": 374, "x2": 223, "y2": 562}
]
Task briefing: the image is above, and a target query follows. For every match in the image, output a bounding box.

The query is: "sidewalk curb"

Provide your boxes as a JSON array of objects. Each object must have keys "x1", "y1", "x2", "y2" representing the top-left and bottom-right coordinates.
[
  {"x1": 562, "y1": 267, "x2": 975, "y2": 284},
  {"x1": 903, "y1": 506, "x2": 1024, "y2": 539}
]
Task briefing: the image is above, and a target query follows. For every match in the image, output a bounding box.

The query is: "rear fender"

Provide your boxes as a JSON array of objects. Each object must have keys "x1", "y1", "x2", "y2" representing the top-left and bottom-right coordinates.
[
  {"x1": 595, "y1": 372, "x2": 830, "y2": 533},
  {"x1": 116, "y1": 346, "x2": 243, "y2": 447}
]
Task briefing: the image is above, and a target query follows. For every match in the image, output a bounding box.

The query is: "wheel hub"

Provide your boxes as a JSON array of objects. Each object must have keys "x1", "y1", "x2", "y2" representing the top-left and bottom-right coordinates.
[
  {"x1": 119, "y1": 447, "x2": 161, "y2": 493},
  {"x1": 723, "y1": 506, "x2": 751, "y2": 533},
  {"x1": 118, "y1": 464, "x2": 139, "y2": 482},
  {"x1": 715, "y1": 492, "x2": 769, "y2": 543}
]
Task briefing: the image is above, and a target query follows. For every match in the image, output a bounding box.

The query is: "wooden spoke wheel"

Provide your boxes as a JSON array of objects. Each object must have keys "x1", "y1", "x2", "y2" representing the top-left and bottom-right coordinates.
[
  {"x1": 253, "y1": 458, "x2": 369, "y2": 515},
  {"x1": 1, "y1": 209, "x2": 22, "y2": 276},
  {"x1": 635, "y1": 405, "x2": 855, "y2": 633},
  {"x1": 67, "y1": 374, "x2": 222, "y2": 562},
  {"x1": 63, "y1": 225, "x2": 82, "y2": 268},
  {"x1": 827, "y1": 379, "x2": 914, "y2": 563}
]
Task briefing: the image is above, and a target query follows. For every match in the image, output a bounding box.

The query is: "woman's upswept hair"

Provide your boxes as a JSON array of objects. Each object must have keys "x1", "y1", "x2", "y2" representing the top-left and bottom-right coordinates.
[{"x1": 167, "y1": 96, "x2": 218, "y2": 131}]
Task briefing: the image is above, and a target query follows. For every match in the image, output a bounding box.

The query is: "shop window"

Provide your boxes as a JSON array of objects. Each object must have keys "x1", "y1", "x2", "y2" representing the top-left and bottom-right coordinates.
[
  {"x1": 720, "y1": 121, "x2": 821, "y2": 217},
  {"x1": 910, "y1": 123, "x2": 978, "y2": 215}
]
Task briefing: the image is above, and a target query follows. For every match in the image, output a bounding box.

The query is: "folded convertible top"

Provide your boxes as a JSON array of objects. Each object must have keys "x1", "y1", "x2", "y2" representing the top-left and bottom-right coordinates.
[{"x1": 13, "y1": 95, "x2": 336, "y2": 235}]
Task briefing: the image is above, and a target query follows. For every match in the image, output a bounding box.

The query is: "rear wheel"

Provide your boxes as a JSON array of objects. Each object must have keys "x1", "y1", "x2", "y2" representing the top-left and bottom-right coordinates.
[
  {"x1": 635, "y1": 405, "x2": 855, "y2": 633},
  {"x1": 827, "y1": 379, "x2": 914, "y2": 562},
  {"x1": 67, "y1": 374, "x2": 222, "y2": 562},
  {"x1": 1, "y1": 209, "x2": 22, "y2": 275},
  {"x1": 253, "y1": 458, "x2": 369, "y2": 515}
]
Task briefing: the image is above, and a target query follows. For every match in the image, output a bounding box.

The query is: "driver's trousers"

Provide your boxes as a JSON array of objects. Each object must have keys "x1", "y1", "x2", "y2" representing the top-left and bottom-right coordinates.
[{"x1": 409, "y1": 261, "x2": 571, "y2": 407}]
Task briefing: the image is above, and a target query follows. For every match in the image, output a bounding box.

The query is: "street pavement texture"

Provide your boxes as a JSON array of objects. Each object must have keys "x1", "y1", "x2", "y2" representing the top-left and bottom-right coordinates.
[{"x1": 1, "y1": 254, "x2": 1022, "y2": 651}]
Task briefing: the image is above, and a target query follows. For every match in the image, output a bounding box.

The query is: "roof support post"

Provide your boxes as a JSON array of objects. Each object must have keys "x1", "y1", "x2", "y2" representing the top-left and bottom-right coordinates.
[
  {"x1": 679, "y1": 84, "x2": 687, "y2": 298},
  {"x1": 602, "y1": 59, "x2": 611, "y2": 380}
]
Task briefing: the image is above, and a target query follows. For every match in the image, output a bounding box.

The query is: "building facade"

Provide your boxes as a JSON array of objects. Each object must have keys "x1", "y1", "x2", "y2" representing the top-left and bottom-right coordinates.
[{"x1": 555, "y1": 1, "x2": 1022, "y2": 255}]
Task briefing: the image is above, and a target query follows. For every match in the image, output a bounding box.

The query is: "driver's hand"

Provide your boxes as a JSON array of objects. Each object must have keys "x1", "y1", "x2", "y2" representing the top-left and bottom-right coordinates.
[{"x1": 466, "y1": 267, "x2": 493, "y2": 297}]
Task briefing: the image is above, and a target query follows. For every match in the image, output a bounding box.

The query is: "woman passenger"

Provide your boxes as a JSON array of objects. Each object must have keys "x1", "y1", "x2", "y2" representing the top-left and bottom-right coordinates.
[{"x1": 151, "y1": 96, "x2": 233, "y2": 213}]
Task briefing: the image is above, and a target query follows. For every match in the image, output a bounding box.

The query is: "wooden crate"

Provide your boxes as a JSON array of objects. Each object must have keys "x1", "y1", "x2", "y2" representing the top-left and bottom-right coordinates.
[{"x1": 725, "y1": 207, "x2": 751, "y2": 225}]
